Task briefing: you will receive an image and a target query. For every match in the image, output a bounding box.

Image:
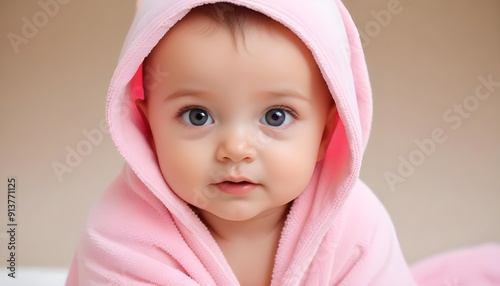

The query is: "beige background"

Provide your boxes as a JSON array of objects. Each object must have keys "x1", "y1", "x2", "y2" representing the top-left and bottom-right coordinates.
[{"x1": 0, "y1": 0, "x2": 498, "y2": 269}]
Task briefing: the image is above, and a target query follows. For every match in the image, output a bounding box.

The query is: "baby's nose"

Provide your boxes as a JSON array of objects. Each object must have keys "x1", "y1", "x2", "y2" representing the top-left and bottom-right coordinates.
[{"x1": 215, "y1": 128, "x2": 257, "y2": 163}]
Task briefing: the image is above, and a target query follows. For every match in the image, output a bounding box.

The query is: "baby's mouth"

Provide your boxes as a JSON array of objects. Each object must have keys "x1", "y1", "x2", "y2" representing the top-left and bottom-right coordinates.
[
  {"x1": 224, "y1": 181, "x2": 251, "y2": 185},
  {"x1": 213, "y1": 180, "x2": 258, "y2": 195}
]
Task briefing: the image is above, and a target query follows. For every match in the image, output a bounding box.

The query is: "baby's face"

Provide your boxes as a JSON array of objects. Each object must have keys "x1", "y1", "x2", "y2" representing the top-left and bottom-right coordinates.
[{"x1": 138, "y1": 14, "x2": 335, "y2": 222}]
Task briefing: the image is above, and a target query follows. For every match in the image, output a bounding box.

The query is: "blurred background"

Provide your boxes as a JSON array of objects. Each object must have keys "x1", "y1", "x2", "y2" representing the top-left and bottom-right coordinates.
[{"x1": 0, "y1": 0, "x2": 499, "y2": 275}]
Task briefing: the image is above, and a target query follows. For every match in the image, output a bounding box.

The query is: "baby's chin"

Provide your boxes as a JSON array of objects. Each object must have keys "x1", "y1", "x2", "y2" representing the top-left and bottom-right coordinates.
[
  {"x1": 196, "y1": 201, "x2": 292, "y2": 224},
  {"x1": 197, "y1": 204, "x2": 264, "y2": 222}
]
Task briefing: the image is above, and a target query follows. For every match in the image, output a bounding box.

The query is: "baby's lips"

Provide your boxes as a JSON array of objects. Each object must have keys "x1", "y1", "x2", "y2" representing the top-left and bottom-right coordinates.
[
  {"x1": 213, "y1": 181, "x2": 258, "y2": 195},
  {"x1": 214, "y1": 176, "x2": 257, "y2": 184}
]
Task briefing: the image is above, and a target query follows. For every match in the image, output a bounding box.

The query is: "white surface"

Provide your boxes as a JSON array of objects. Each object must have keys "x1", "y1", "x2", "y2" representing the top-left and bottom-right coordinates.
[{"x1": 0, "y1": 268, "x2": 67, "y2": 286}]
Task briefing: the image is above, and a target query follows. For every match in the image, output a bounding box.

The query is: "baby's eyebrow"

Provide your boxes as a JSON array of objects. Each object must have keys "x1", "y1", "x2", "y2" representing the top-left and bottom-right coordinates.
[
  {"x1": 262, "y1": 89, "x2": 310, "y2": 103},
  {"x1": 162, "y1": 88, "x2": 310, "y2": 102},
  {"x1": 163, "y1": 88, "x2": 212, "y2": 102}
]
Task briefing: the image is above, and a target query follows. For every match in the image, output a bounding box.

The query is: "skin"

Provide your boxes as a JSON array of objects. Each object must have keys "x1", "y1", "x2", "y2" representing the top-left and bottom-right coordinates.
[{"x1": 137, "y1": 12, "x2": 337, "y2": 286}]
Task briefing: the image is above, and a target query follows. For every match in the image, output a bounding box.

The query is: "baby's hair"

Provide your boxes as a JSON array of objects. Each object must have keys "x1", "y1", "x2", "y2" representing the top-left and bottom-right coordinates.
[{"x1": 185, "y1": 2, "x2": 274, "y2": 48}]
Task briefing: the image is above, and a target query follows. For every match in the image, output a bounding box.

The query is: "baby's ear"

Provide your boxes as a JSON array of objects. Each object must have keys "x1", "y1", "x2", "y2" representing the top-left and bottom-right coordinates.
[
  {"x1": 136, "y1": 99, "x2": 148, "y2": 120},
  {"x1": 317, "y1": 105, "x2": 338, "y2": 162},
  {"x1": 136, "y1": 99, "x2": 157, "y2": 153}
]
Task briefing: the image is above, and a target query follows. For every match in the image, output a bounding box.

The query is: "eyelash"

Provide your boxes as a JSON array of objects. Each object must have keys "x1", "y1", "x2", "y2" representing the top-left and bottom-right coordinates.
[
  {"x1": 174, "y1": 105, "x2": 206, "y2": 119},
  {"x1": 174, "y1": 104, "x2": 299, "y2": 121},
  {"x1": 271, "y1": 105, "x2": 299, "y2": 120}
]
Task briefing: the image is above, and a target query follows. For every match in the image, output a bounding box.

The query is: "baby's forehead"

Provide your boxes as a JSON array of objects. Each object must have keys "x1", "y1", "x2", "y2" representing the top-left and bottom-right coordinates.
[
  {"x1": 149, "y1": 6, "x2": 318, "y2": 71},
  {"x1": 143, "y1": 4, "x2": 332, "y2": 106}
]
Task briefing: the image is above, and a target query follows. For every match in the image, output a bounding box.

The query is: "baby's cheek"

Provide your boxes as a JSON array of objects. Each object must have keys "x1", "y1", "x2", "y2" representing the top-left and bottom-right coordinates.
[
  {"x1": 157, "y1": 145, "x2": 198, "y2": 189},
  {"x1": 264, "y1": 143, "x2": 317, "y2": 190}
]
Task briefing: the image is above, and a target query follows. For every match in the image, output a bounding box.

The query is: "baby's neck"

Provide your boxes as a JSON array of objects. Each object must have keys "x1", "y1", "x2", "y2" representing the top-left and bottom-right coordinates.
[
  {"x1": 199, "y1": 204, "x2": 290, "y2": 242},
  {"x1": 199, "y1": 204, "x2": 290, "y2": 286}
]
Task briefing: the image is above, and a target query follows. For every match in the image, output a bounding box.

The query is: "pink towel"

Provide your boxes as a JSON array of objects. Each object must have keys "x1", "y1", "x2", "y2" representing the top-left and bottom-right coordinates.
[
  {"x1": 411, "y1": 244, "x2": 500, "y2": 286},
  {"x1": 66, "y1": 0, "x2": 499, "y2": 285}
]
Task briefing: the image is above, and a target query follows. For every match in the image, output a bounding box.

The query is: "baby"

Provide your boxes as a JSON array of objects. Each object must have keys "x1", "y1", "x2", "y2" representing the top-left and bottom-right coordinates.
[
  {"x1": 136, "y1": 5, "x2": 336, "y2": 285},
  {"x1": 67, "y1": 1, "x2": 417, "y2": 285}
]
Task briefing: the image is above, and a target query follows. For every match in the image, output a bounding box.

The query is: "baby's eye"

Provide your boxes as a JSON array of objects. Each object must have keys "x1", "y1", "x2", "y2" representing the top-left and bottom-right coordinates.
[
  {"x1": 180, "y1": 108, "x2": 214, "y2": 126},
  {"x1": 260, "y1": 108, "x2": 294, "y2": 127}
]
